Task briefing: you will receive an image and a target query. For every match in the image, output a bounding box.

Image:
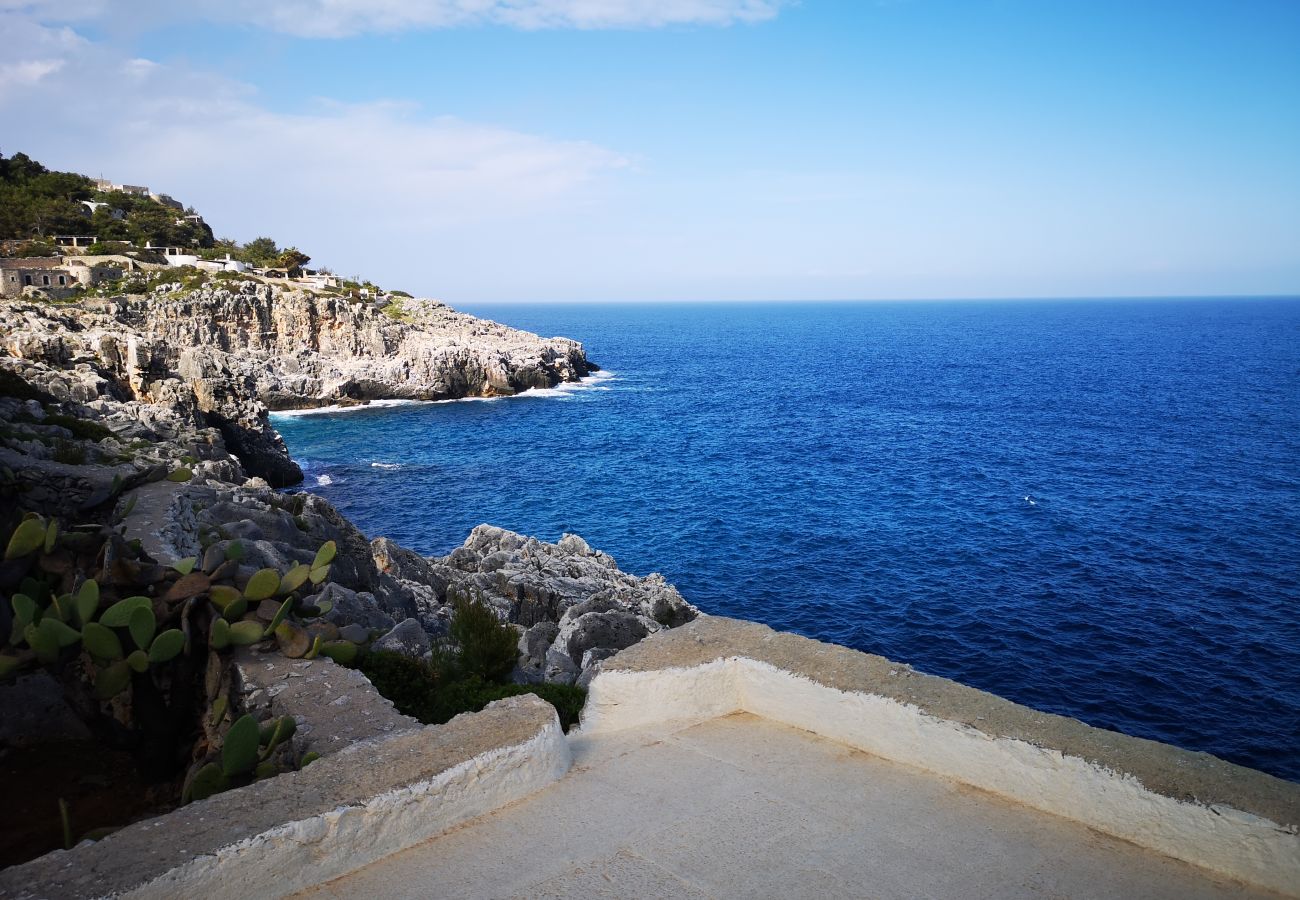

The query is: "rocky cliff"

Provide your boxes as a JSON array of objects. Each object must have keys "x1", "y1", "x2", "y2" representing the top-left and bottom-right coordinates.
[
  {"x1": 1, "y1": 287, "x2": 695, "y2": 692},
  {"x1": 1, "y1": 284, "x2": 593, "y2": 485},
  {"x1": 0, "y1": 362, "x2": 694, "y2": 692}
]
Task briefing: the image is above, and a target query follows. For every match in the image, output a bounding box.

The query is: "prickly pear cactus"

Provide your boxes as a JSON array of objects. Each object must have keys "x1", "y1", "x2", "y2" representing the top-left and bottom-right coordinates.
[{"x1": 1, "y1": 510, "x2": 373, "y2": 807}]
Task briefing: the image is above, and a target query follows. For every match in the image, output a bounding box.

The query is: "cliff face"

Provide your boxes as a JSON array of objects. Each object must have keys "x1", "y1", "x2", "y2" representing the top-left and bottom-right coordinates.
[{"x1": 0, "y1": 285, "x2": 593, "y2": 484}]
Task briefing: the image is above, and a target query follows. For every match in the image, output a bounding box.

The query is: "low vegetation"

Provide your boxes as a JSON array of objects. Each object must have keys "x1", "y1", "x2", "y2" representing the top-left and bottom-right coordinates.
[
  {"x1": 0, "y1": 501, "x2": 360, "y2": 863},
  {"x1": 358, "y1": 592, "x2": 586, "y2": 731},
  {"x1": 0, "y1": 152, "x2": 213, "y2": 249},
  {"x1": 1, "y1": 151, "x2": 423, "y2": 302}
]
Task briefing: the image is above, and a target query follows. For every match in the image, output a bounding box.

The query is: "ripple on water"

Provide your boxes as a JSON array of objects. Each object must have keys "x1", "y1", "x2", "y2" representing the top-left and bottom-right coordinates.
[{"x1": 275, "y1": 299, "x2": 1300, "y2": 781}]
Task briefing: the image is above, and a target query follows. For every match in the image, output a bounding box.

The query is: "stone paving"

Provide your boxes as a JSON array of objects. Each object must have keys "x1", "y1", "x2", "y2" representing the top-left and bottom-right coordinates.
[{"x1": 300, "y1": 712, "x2": 1272, "y2": 899}]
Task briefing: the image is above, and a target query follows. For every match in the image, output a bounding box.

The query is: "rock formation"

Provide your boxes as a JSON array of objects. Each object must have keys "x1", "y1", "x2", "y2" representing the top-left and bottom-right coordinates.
[
  {"x1": 1, "y1": 283, "x2": 593, "y2": 485},
  {"x1": 399, "y1": 526, "x2": 698, "y2": 686},
  {"x1": 2, "y1": 288, "x2": 694, "y2": 695}
]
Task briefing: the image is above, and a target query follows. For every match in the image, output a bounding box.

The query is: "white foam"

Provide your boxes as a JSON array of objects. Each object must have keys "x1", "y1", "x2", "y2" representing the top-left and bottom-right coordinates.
[
  {"x1": 272, "y1": 399, "x2": 421, "y2": 418},
  {"x1": 515, "y1": 369, "x2": 619, "y2": 400},
  {"x1": 269, "y1": 371, "x2": 617, "y2": 419},
  {"x1": 371, "y1": 462, "x2": 402, "y2": 470},
  {"x1": 316, "y1": 474, "x2": 333, "y2": 486}
]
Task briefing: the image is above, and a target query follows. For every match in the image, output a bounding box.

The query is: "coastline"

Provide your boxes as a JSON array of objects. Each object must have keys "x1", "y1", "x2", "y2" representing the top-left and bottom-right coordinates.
[{"x1": 268, "y1": 368, "x2": 617, "y2": 419}]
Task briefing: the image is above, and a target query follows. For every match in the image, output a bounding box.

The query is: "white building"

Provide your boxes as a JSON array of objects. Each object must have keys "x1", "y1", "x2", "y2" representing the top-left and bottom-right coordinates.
[
  {"x1": 194, "y1": 254, "x2": 249, "y2": 274},
  {"x1": 297, "y1": 272, "x2": 340, "y2": 289},
  {"x1": 145, "y1": 244, "x2": 200, "y2": 267}
]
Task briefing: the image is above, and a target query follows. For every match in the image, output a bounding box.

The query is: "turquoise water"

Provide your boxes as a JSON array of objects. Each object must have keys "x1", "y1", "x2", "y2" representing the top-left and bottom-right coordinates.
[{"x1": 274, "y1": 299, "x2": 1300, "y2": 780}]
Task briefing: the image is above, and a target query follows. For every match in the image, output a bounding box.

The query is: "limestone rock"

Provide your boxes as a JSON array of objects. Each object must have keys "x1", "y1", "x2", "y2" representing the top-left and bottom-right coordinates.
[
  {"x1": 430, "y1": 525, "x2": 697, "y2": 683},
  {"x1": 1, "y1": 286, "x2": 594, "y2": 485},
  {"x1": 558, "y1": 611, "x2": 649, "y2": 666},
  {"x1": 372, "y1": 618, "x2": 432, "y2": 660}
]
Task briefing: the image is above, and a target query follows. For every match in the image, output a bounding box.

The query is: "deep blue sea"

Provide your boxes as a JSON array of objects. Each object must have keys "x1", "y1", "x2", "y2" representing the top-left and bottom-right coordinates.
[{"x1": 274, "y1": 299, "x2": 1300, "y2": 781}]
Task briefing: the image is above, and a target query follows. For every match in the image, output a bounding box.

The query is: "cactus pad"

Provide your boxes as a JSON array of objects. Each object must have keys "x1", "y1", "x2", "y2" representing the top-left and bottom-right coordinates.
[
  {"x1": 222, "y1": 714, "x2": 260, "y2": 776},
  {"x1": 148, "y1": 629, "x2": 185, "y2": 663},
  {"x1": 243, "y1": 568, "x2": 280, "y2": 602}
]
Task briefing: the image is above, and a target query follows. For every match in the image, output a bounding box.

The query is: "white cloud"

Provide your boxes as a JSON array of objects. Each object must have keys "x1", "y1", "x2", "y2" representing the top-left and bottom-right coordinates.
[
  {"x1": 258, "y1": 0, "x2": 789, "y2": 36},
  {"x1": 0, "y1": 14, "x2": 627, "y2": 289},
  {"x1": 5, "y1": 0, "x2": 789, "y2": 36},
  {"x1": 0, "y1": 57, "x2": 63, "y2": 94}
]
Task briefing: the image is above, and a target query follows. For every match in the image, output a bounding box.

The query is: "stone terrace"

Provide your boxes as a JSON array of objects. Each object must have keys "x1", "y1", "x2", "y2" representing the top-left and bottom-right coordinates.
[{"x1": 301, "y1": 712, "x2": 1272, "y2": 900}]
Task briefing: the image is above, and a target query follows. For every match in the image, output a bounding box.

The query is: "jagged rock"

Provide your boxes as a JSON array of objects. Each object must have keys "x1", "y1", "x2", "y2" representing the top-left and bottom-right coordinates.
[
  {"x1": 543, "y1": 645, "x2": 581, "y2": 686},
  {"x1": 576, "y1": 658, "x2": 610, "y2": 691},
  {"x1": 428, "y1": 525, "x2": 697, "y2": 683},
  {"x1": 338, "y1": 623, "x2": 371, "y2": 644},
  {"x1": 432, "y1": 524, "x2": 697, "y2": 633},
  {"x1": 520, "y1": 621, "x2": 560, "y2": 669},
  {"x1": 372, "y1": 537, "x2": 448, "y2": 596},
  {"x1": 372, "y1": 618, "x2": 432, "y2": 660},
  {"x1": 1, "y1": 286, "x2": 593, "y2": 484},
  {"x1": 319, "y1": 585, "x2": 394, "y2": 634},
  {"x1": 581, "y1": 647, "x2": 620, "y2": 670},
  {"x1": 558, "y1": 610, "x2": 649, "y2": 666}
]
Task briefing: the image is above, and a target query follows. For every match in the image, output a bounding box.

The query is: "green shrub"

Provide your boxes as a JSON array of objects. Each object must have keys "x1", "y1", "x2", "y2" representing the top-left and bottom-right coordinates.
[
  {"x1": 84, "y1": 241, "x2": 133, "y2": 256},
  {"x1": 10, "y1": 241, "x2": 58, "y2": 257},
  {"x1": 358, "y1": 651, "x2": 587, "y2": 731},
  {"x1": 449, "y1": 591, "x2": 518, "y2": 681},
  {"x1": 51, "y1": 439, "x2": 86, "y2": 465},
  {"x1": 380, "y1": 300, "x2": 410, "y2": 321},
  {"x1": 356, "y1": 651, "x2": 446, "y2": 723}
]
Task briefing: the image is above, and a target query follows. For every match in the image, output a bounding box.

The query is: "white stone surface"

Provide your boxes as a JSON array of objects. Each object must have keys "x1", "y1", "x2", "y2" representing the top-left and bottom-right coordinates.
[
  {"x1": 579, "y1": 659, "x2": 1300, "y2": 896},
  {"x1": 301, "y1": 713, "x2": 1268, "y2": 900},
  {"x1": 130, "y1": 719, "x2": 572, "y2": 900}
]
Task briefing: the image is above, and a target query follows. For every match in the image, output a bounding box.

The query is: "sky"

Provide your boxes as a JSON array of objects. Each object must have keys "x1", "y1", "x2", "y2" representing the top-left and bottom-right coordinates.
[{"x1": 1, "y1": 0, "x2": 1298, "y2": 302}]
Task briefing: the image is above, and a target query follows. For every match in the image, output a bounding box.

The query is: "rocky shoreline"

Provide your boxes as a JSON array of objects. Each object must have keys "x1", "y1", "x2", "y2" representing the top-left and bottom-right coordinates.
[
  {"x1": 1, "y1": 284, "x2": 694, "y2": 719},
  {"x1": 2, "y1": 284, "x2": 593, "y2": 486}
]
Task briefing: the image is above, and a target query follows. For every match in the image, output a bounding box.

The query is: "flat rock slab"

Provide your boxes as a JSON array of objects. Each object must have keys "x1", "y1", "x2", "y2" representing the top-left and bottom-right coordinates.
[
  {"x1": 233, "y1": 648, "x2": 419, "y2": 757},
  {"x1": 300, "y1": 712, "x2": 1267, "y2": 900}
]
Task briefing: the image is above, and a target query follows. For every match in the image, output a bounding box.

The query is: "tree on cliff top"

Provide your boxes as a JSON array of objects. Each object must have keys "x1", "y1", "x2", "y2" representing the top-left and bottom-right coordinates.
[
  {"x1": 0, "y1": 152, "x2": 96, "y2": 240},
  {"x1": 241, "y1": 236, "x2": 280, "y2": 266},
  {"x1": 275, "y1": 247, "x2": 310, "y2": 270}
]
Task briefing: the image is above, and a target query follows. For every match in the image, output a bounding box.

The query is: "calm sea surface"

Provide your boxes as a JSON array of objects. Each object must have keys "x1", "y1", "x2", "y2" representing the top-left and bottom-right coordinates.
[{"x1": 274, "y1": 299, "x2": 1300, "y2": 781}]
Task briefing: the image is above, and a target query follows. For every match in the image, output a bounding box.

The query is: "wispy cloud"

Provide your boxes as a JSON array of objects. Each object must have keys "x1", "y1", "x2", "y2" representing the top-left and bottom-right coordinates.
[
  {"x1": 4, "y1": 0, "x2": 790, "y2": 36},
  {"x1": 0, "y1": 13, "x2": 628, "y2": 282}
]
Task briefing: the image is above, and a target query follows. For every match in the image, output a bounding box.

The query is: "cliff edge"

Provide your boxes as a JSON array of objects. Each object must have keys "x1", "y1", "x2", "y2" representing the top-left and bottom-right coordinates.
[{"x1": 0, "y1": 284, "x2": 594, "y2": 485}]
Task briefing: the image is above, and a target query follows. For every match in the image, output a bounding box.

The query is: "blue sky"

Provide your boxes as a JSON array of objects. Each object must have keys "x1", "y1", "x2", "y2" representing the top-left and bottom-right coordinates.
[{"x1": 2, "y1": 0, "x2": 1298, "y2": 301}]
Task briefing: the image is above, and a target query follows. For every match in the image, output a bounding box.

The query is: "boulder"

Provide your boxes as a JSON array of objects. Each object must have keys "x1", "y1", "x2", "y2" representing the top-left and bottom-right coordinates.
[
  {"x1": 558, "y1": 610, "x2": 649, "y2": 666},
  {"x1": 372, "y1": 618, "x2": 432, "y2": 660}
]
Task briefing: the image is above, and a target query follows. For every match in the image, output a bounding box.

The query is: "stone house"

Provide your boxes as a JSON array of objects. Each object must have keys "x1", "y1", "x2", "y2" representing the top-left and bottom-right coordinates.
[
  {"x1": 0, "y1": 258, "x2": 76, "y2": 298},
  {"x1": 0, "y1": 257, "x2": 125, "y2": 298},
  {"x1": 93, "y1": 180, "x2": 151, "y2": 197},
  {"x1": 65, "y1": 258, "x2": 125, "y2": 287},
  {"x1": 61, "y1": 253, "x2": 147, "y2": 273}
]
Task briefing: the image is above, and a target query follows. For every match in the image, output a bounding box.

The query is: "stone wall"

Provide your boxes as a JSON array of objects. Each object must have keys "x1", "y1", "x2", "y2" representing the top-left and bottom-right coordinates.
[{"x1": 581, "y1": 615, "x2": 1300, "y2": 898}]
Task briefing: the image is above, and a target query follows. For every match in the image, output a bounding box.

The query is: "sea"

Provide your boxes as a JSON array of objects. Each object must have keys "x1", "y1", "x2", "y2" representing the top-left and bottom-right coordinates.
[{"x1": 272, "y1": 298, "x2": 1300, "y2": 782}]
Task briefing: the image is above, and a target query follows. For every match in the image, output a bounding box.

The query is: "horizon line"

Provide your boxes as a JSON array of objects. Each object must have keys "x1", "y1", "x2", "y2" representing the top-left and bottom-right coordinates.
[{"x1": 453, "y1": 293, "x2": 1300, "y2": 306}]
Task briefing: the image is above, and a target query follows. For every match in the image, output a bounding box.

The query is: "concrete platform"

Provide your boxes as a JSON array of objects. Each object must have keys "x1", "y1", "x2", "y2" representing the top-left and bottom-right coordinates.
[{"x1": 300, "y1": 712, "x2": 1272, "y2": 900}]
